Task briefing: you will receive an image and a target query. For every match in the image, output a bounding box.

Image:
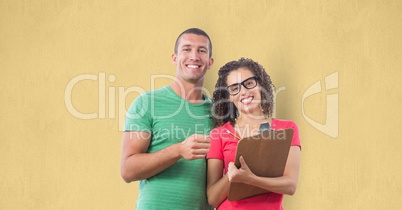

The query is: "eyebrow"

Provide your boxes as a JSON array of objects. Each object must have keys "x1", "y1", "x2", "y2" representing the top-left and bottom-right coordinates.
[
  {"x1": 227, "y1": 76, "x2": 254, "y2": 86},
  {"x1": 181, "y1": 45, "x2": 208, "y2": 50}
]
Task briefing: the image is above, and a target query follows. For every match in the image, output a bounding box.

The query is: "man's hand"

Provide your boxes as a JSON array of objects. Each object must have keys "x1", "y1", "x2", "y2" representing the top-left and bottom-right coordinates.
[
  {"x1": 179, "y1": 134, "x2": 210, "y2": 160},
  {"x1": 227, "y1": 156, "x2": 254, "y2": 184}
]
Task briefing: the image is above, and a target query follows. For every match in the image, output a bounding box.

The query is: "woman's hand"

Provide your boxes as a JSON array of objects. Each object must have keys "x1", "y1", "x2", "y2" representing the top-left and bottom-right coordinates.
[{"x1": 227, "y1": 156, "x2": 255, "y2": 184}]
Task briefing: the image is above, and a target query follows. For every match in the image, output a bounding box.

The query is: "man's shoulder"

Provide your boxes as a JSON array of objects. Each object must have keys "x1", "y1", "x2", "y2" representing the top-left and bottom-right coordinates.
[
  {"x1": 203, "y1": 95, "x2": 212, "y2": 104},
  {"x1": 141, "y1": 86, "x2": 170, "y2": 95},
  {"x1": 135, "y1": 86, "x2": 171, "y2": 100}
]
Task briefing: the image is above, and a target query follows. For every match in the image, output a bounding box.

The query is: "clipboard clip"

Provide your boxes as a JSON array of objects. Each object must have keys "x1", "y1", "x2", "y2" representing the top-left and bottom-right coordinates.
[{"x1": 258, "y1": 122, "x2": 271, "y2": 133}]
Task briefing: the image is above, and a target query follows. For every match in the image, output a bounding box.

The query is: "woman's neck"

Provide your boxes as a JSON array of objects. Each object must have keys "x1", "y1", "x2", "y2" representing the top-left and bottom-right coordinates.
[
  {"x1": 236, "y1": 115, "x2": 271, "y2": 126},
  {"x1": 236, "y1": 108, "x2": 267, "y2": 123},
  {"x1": 235, "y1": 113, "x2": 272, "y2": 138}
]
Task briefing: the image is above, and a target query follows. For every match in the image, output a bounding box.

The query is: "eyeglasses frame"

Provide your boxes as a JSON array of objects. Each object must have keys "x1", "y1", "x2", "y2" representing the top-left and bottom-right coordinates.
[{"x1": 225, "y1": 76, "x2": 259, "y2": 96}]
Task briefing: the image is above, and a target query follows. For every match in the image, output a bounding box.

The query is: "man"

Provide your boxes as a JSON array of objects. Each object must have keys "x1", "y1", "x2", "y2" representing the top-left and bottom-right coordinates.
[{"x1": 121, "y1": 28, "x2": 214, "y2": 210}]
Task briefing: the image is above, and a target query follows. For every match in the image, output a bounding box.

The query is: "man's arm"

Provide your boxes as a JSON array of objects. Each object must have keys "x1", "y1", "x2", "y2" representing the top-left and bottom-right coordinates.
[{"x1": 120, "y1": 131, "x2": 210, "y2": 183}]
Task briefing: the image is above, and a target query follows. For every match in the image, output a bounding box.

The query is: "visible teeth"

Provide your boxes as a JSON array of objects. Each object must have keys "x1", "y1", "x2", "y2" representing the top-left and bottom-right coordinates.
[
  {"x1": 242, "y1": 97, "x2": 253, "y2": 103},
  {"x1": 187, "y1": 65, "x2": 199, "y2": 69}
]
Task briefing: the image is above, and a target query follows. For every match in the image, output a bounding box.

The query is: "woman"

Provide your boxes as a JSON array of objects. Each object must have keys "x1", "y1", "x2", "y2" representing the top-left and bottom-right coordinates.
[{"x1": 206, "y1": 58, "x2": 301, "y2": 209}]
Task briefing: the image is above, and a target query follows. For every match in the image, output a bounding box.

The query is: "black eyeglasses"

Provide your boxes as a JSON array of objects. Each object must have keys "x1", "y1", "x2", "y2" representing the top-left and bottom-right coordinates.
[{"x1": 225, "y1": 76, "x2": 258, "y2": 96}]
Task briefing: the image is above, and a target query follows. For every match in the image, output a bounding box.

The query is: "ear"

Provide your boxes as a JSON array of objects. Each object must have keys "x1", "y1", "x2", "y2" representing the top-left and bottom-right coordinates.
[
  {"x1": 228, "y1": 95, "x2": 234, "y2": 102},
  {"x1": 171, "y1": 53, "x2": 177, "y2": 64},
  {"x1": 207, "y1": 57, "x2": 214, "y2": 69}
]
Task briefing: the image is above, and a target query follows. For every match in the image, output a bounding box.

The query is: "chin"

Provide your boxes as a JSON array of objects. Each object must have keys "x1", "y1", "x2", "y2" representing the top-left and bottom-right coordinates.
[{"x1": 239, "y1": 105, "x2": 259, "y2": 115}]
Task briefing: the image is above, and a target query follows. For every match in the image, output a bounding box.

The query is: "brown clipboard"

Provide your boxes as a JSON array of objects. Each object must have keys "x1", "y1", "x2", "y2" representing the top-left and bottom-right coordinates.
[{"x1": 227, "y1": 129, "x2": 294, "y2": 201}]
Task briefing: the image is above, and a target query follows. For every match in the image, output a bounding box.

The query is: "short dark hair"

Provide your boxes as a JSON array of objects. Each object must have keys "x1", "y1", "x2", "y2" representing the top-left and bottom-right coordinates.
[{"x1": 174, "y1": 28, "x2": 212, "y2": 57}]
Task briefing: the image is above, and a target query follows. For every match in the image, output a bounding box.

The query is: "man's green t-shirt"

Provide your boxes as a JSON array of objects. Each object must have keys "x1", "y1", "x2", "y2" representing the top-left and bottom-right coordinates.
[{"x1": 124, "y1": 86, "x2": 213, "y2": 210}]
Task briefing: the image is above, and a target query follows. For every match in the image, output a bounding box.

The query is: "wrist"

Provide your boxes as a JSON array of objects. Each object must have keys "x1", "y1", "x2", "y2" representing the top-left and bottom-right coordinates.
[
  {"x1": 223, "y1": 173, "x2": 230, "y2": 182},
  {"x1": 245, "y1": 173, "x2": 257, "y2": 185},
  {"x1": 173, "y1": 142, "x2": 183, "y2": 159}
]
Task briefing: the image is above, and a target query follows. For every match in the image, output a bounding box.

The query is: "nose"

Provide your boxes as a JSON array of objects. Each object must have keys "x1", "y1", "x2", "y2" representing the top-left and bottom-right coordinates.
[
  {"x1": 239, "y1": 84, "x2": 250, "y2": 96},
  {"x1": 190, "y1": 50, "x2": 200, "y2": 61}
]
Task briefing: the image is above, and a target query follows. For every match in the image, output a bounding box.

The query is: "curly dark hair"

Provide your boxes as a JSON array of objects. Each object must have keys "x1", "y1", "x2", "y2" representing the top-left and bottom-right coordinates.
[{"x1": 212, "y1": 58, "x2": 274, "y2": 127}]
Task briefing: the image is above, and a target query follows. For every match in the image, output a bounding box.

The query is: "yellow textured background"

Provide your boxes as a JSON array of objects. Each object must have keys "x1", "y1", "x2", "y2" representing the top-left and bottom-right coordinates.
[{"x1": 1, "y1": 0, "x2": 401, "y2": 209}]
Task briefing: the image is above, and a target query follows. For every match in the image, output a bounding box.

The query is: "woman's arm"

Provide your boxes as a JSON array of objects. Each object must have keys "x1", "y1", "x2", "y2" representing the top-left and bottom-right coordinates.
[
  {"x1": 207, "y1": 159, "x2": 230, "y2": 208},
  {"x1": 227, "y1": 146, "x2": 301, "y2": 195}
]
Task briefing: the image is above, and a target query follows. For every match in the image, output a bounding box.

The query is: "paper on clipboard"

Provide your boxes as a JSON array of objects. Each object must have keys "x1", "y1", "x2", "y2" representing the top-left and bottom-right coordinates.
[{"x1": 227, "y1": 129, "x2": 294, "y2": 201}]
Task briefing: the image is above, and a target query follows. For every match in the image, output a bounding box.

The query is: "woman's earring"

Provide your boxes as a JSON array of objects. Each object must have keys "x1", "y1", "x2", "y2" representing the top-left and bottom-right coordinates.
[
  {"x1": 260, "y1": 103, "x2": 268, "y2": 119},
  {"x1": 230, "y1": 103, "x2": 237, "y2": 120}
]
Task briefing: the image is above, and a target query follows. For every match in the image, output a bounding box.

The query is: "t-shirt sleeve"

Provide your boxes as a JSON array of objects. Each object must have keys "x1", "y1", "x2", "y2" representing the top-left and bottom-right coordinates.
[
  {"x1": 206, "y1": 127, "x2": 224, "y2": 160},
  {"x1": 124, "y1": 93, "x2": 152, "y2": 133},
  {"x1": 290, "y1": 121, "x2": 301, "y2": 150}
]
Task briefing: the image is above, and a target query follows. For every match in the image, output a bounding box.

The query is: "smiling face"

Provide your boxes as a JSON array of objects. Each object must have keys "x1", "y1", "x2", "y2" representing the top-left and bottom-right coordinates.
[
  {"x1": 226, "y1": 68, "x2": 262, "y2": 116},
  {"x1": 172, "y1": 33, "x2": 213, "y2": 84}
]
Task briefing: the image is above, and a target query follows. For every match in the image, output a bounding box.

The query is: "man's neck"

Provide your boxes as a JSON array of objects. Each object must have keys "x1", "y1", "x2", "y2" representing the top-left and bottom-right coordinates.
[{"x1": 169, "y1": 79, "x2": 205, "y2": 104}]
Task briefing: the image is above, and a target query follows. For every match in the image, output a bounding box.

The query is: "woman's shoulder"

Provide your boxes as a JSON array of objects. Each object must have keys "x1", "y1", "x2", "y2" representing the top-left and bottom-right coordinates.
[
  {"x1": 210, "y1": 122, "x2": 233, "y2": 138},
  {"x1": 272, "y1": 118, "x2": 298, "y2": 129},
  {"x1": 212, "y1": 121, "x2": 232, "y2": 131}
]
